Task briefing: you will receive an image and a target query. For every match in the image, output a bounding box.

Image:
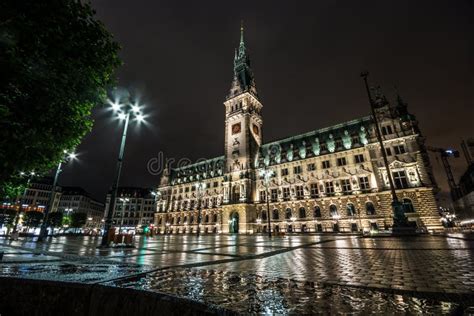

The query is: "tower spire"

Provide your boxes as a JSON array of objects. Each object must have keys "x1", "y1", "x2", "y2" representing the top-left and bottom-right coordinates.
[{"x1": 240, "y1": 20, "x2": 244, "y2": 46}]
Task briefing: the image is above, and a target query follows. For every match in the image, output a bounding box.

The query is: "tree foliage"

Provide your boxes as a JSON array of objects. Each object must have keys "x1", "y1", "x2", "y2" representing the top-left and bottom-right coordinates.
[
  {"x1": 47, "y1": 211, "x2": 63, "y2": 228},
  {"x1": 0, "y1": 0, "x2": 121, "y2": 190},
  {"x1": 23, "y1": 210, "x2": 43, "y2": 228},
  {"x1": 70, "y1": 212, "x2": 87, "y2": 228}
]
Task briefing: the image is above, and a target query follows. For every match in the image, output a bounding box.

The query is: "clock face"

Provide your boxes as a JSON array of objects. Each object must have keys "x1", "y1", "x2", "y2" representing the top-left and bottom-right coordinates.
[
  {"x1": 232, "y1": 123, "x2": 241, "y2": 134},
  {"x1": 252, "y1": 124, "x2": 259, "y2": 136}
]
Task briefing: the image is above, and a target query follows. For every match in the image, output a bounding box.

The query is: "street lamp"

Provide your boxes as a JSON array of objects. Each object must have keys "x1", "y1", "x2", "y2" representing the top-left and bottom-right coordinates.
[
  {"x1": 195, "y1": 181, "x2": 205, "y2": 237},
  {"x1": 37, "y1": 151, "x2": 77, "y2": 242},
  {"x1": 101, "y1": 90, "x2": 147, "y2": 247},
  {"x1": 259, "y1": 167, "x2": 274, "y2": 238},
  {"x1": 360, "y1": 72, "x2": 409, "y2": 232}
]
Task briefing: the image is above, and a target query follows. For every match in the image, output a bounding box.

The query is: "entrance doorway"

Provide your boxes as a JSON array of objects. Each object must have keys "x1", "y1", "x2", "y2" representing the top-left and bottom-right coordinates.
[{"x1": 229, "y1": 212, "x2": 239, "y2": 233}]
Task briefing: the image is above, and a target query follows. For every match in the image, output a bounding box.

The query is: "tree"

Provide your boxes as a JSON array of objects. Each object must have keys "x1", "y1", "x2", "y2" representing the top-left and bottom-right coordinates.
[
  {"x1": 70, "y1": 212, "x2": 87, "y2": 232},
  {"x1": 47, "y1": 211, "x2": 63, "y2": 228},
  {"x1": 0, "y1": 0, "x2": 121, "y2": 189},
  {"x1": 23, "y1": 211, "x2": 43, "y2": 231}
]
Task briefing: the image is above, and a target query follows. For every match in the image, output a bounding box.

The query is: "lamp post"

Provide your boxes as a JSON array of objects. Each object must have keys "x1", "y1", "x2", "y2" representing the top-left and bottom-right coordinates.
[
  {"x1": 101, "y1": 90, "x2": 146, "y2": 246},
  {"x1": 360, "y1": 72, "x2": 408, "y2": 231},
  {"x1": 12, "y1": 171, "x2": 36, "y2": 234},
  {"x1": 259, "y1": 167, "x2": 274, "y2": 238},
  {"x1": 195, "y1": 181, "x2": 205, "y2": 237},
  {"x1": 37, "y1": 151, "x2": 76, "y2": 242}
]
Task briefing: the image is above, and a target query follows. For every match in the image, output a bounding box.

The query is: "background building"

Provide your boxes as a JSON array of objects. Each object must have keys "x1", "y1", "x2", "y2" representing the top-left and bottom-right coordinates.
[
  {"x1": 154, "y1": 28, "x2": 442, "y2": 234},
  {"x1": 58, "y1": 187, "x2": 105, "y2": 229},
  {"x1": 105, "y1": 187, "x2": 156, "y2": 233},
  {"x1": 454, "y1": 138, "x2": 474, "y2": 222},
  {"x1": 20, "y1": 177, "x2": 62, "y2": 213}
]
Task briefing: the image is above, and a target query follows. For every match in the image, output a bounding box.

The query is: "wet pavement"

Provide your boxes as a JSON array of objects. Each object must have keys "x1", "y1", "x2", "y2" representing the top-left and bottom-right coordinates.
[{"x1": 1, "y1": 234, "x2": 473, "y2": 314}]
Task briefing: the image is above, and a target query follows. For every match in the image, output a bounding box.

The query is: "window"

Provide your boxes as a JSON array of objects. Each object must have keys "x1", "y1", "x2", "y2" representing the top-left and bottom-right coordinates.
[
  {"x1": 313, "y1": 206, "x2": 321, "y2": 218},
  {"x1": 260, "y1": 190, "x2": 266, "y2": 202},
  {"x1": 393, "y1": 171, "x2": 409, "y2": 189},
  {"x1": 177, "y1": 217, "x2": 181, "y2": 224},
  {"x1": 281, "y1": 168, "x2": 289, "y2": 176},
  {"x1": 185, "y1": 187, "x2": 189, "y2": 192},
  {"x1": 394, "y1": 145, "x2": 406, "y2": 155},
  {"x1": 261, "y1": 210, "x2": 267, "y2": 220},
  {"x1": 272, "y1": 209, "x2": 279, "y2": 220},
  {"x1": 359, "y1": 176, "x2": 370, "y2": 191},
  {"x1": 205, "y1": 214, "x2": 209, "y2": 223},
  {"x1": 366, "y1": 202, "x2": 376, "y2": 215},
  {"x1": 285, "y1": 208, "x2": 292, "y2": 219},
  {"x1": 341, "y1": 179, "x2": 351, "y2": 193},
  {"x1": 213, "y1": 214, "x2": 218, "y2": 222},
  {"x1": 283, "y1": 187, "x2": 291, "y2": 201},
  {"x1": 271, "y1": 189, "x2": 278, "y2": 202},
  {"x1": 352, "y1": 135, "x2": 360, "y2": 144},
  {"x1": 190, "y1": 215, "x2": 194, "y2": 223},
  {"x1": 386, "y1": 148, "x2": 392, "y2": 156},
  {"x1": 307, "y1": 163, "x2": 316, "y2": 171},
  {"x1": 310, "y1": 183, "x2": 319, "y2": 198},
  {"x1": 329, "y1": 205, "x2": 338, "y2": 217},
  {"x1": 294, "y1": 165, "x2": 302, "y2": 174},
  {"x1": 382, "y1": 125, "x2": 393, "y2": 135},
  {"x1": 296, "y1": 185, "x2": 304, "y2": 200},
  {"x1": 322, "y1": 160, "x2": 331, "y2": 169},
  {"x1": 346, "y1": 203, "x2": 356, "y2": 216},
  {"x1": 299, "y1": 207, "x2": 306, "y2": 218},
  {"x1": 354, "y1": 154, "x2": 365, "y2": 164},
  {"x1": 213, "y1": 181, "x2": 218, "y2": 187},
  {"x1": 337, "y1": 157, "x2": 347, "y2": 166},
  {"x1": 183, "y1": 216, "x2": 187, "y2": 223},
  {"x1": 325, "y1": 181, "x2": 334, "y2": 195},
  {"x1": 403, "y1": 198, "x2": 415, "y2": 213}
]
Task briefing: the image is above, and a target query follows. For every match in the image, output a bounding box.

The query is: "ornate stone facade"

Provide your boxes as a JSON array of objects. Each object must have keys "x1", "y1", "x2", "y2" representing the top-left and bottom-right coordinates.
[{"x1": 154, "y1": 27, "x2": 443, "y2": 234}]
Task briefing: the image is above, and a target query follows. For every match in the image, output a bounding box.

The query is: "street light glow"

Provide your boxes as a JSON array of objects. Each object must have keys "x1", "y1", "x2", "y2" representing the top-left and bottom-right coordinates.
[
  {"x1": 68, "y1": 152, "x2": 77, "y2": 160},
  {"x1": 111, "y1": 101, "x2": 121, "y2": 111},
  {"x1": 131, "y1": 104, "x2": 140, "y2": 113},
  {"x1": 118, "y1": 112, "x2": 127, "y2": 120},
  {"x1": 136, "y1": 114, "x2": 145, "y2": 122}
]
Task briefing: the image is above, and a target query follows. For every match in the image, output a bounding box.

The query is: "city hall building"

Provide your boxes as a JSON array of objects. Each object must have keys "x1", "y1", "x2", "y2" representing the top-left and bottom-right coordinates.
[{"x1": 154, "y1": 28, "x2": 442, "y2": 234}]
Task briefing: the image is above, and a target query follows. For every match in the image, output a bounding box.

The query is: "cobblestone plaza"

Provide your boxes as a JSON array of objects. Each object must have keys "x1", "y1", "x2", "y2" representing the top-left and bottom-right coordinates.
[{"x1": 1, "y1": 234, "x2": 473, "y2": 314}]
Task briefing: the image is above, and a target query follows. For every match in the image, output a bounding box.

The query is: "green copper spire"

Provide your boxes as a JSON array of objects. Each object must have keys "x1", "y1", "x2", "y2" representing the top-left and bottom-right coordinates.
[{"x1": 228, "y1": 22, "x2": 258, "y2": 99}]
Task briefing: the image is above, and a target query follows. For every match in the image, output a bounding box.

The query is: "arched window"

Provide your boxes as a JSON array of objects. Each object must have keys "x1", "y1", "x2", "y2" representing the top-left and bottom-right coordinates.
[
  {"x1": 205, "y1": 214, "x2": 209, "y2": 223},
  {"x1": 158, "y1": 217, "x2": 162, "y2": 225},
  {"x1": 285, "y1": 208, "x2": 292, "y2": 219},
  {"x1": 183, "y1": 216, "x2": 187, "y2": 223},
  {"x1": 272, "y1": 209, "x2": 279, "y2": 220},
  {"x1": 366, "y1": 202, "x2": 376, "y2": 215},
  {"x1": 314, "y1": 206, "x2": 321, "y2": 218},
  {"x1": 346, "y1": 203, "x2": 356, "y2": 216},
  {"x1": 403, "y1": 198, "x2": 415, "y2": 213},
  {"x1": 190, "y1": 215, "x2": 194, "y2": 223},
  {"x1": 213, "y1": 214, "x2": 218, "y2": 222},
  {"x1": 261, "y1": 210, "x2": 267, "y2": 220},
  {"x1": 299, "y1": 207, "x2": 306, "y2": 218},
  {"x1": 177, "y1": 216, "x2": 181, "y2": 224},
  {"x1": 330, "y1": 205, "x2": 338, "y2": 217}
]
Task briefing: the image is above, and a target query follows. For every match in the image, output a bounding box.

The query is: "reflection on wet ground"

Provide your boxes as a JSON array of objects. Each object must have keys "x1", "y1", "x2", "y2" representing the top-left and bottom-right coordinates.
[
  {"x1": 108, "y1": 268, "x2": 470, "y2": 315},
  {"x1": 1, "y1": 234, "x2": 474, "y2": 314}
]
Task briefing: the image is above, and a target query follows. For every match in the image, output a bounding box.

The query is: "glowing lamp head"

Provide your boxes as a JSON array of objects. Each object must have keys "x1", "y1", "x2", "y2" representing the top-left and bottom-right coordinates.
[
  {"x1": 131, "y1": 104, "x2": 140, "y2": 113},
  {"x1": 118, "y1": 112, "x2": 127, "y2": 120},
  {"x1": 68, "y1": 153, "x2": 77, "y2": 160},
  {"x1": 111, "y1": 101, "x2": 121, "y2": 112},
  {"x1": 136, "y1": 114, "x2": 145, "y2": 122}
]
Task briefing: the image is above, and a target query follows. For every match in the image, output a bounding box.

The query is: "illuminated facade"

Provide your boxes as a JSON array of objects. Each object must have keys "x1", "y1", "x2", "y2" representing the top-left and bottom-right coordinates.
[{"x1": 154, "y1": 27, "x2": 443, "y2": 234}]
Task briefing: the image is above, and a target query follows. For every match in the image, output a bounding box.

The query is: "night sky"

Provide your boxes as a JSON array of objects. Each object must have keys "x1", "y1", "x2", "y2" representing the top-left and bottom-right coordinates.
[{"x1": 59, "y1": 0, "x2": 472, "y2": 204}]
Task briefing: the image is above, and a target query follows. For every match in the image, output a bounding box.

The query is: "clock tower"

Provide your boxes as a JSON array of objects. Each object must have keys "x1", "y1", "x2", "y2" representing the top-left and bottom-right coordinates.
[{"x1": 224, "y1": 24, "x2": 263, "y2": 177}]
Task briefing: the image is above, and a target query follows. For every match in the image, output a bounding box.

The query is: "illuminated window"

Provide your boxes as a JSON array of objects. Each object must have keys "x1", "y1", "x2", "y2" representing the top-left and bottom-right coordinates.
[
  {"x1": 346, "y1": 203, "x2": 356, "y2": 216},
  {"x1": 310, "y1": 183, "x2": 319, "y2": 198},
  {"x1": 393, "y1": 171, "x2": 409, "y2": 189},
  {"x1": 295, "y1": 185, "x2": 304, "y2": 200},
  {"x1": 283, "y1": 187, "x2": 290, "y2": 201},
  {"x1": 285, "y1": 208, "x2": 292, "y2": 219},
  {"x1": 366, "y1": 202, "x2": 376, "y2": 215}
]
